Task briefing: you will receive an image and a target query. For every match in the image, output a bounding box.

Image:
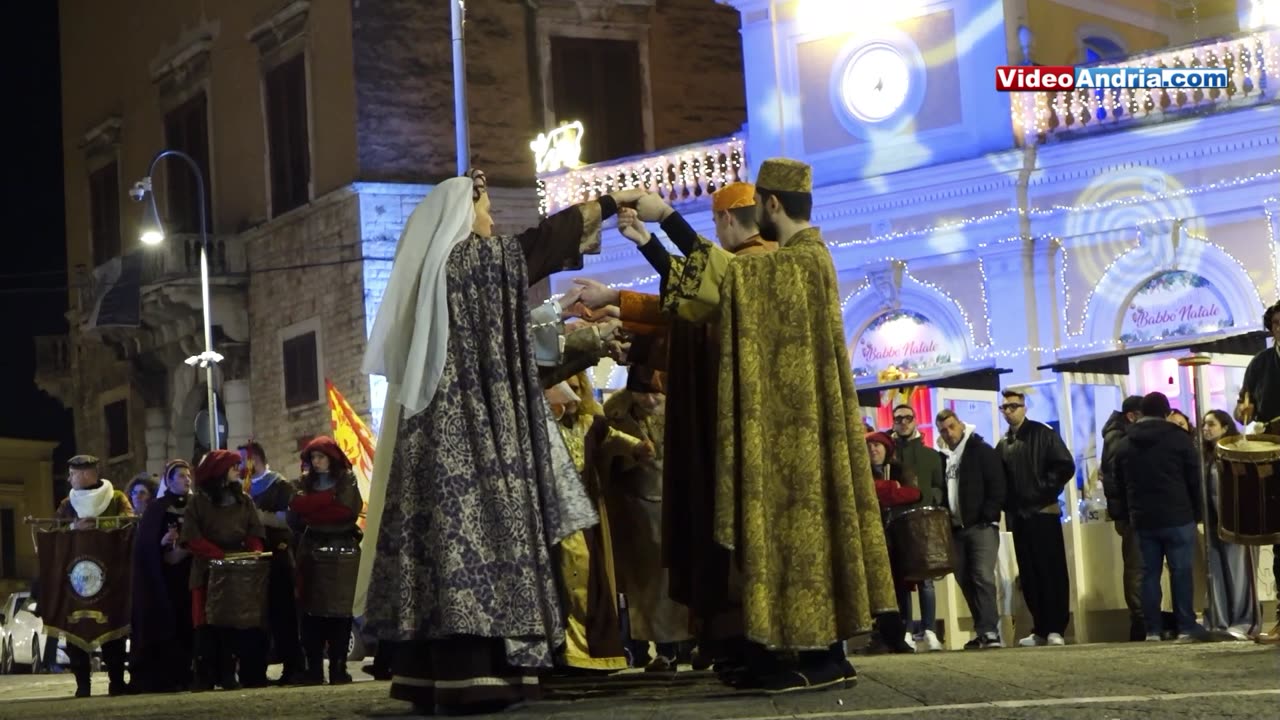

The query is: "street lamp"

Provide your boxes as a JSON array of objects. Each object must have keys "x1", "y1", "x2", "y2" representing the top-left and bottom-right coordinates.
[{"x1": 131, "y1": 150, "x2": 223, "y2": 453}]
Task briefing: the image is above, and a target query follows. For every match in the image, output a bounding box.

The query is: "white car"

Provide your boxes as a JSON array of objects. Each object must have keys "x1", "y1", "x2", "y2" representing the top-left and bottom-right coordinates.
[{"x1": 0, "y1": 592, "x2": 70, "y2": 674}]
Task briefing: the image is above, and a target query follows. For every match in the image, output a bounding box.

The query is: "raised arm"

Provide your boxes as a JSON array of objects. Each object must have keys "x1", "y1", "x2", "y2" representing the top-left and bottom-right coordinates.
[{"x1": 518, "y1": 194, "x2": 632, "y2": 286}]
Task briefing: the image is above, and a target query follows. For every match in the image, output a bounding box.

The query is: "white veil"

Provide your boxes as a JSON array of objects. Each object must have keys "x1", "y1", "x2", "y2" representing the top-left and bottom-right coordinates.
[{"x1": 361, "y1": 177, "x2": 475, "y2": 417}]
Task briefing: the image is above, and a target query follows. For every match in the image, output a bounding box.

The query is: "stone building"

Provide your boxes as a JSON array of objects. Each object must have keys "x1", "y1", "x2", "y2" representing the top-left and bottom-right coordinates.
[{"x1": 38, "y1": 0, "x2": 747, "y2": 476}]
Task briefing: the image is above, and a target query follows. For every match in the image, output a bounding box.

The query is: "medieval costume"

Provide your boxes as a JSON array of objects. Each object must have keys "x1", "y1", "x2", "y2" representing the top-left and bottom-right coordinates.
[
  {"x1": 290, "y1": 436, "x2": 364, "y2": 685},
  {"x1": 56, "y1": 454, "x2": 133, "y2": 697},
  {"x1": 612, "y1": 184, "x2": 777, "y2": 652},
  {"x1": 182, "y1": 449, "x2": 267, "y2": 691},
  {"x1": 240, "y1": 443, "x2": 304, "y2": 685},
  {"x1": 548, "y1": 374, "x2": 644, "y2": 672},
  {"x1": 531, "y1": 297, "x2": 622, "y2": 388},
  {"x1": 129, "y1": 460, "x2": 195, "y2": 693},
  {"x1": 360, "y1": 171, "x2": 619, "y2": 715},
  {"x1": 600, "y1": 369, "x2": 692, "y2": 672},
  {"x1": 653, "y1": 160, "x2": 896, "y2": 691}
]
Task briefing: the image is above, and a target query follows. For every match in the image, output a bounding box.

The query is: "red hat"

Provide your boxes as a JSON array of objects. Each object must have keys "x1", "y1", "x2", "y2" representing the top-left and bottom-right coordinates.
[
  {"x1": 301, "y1": 436, "x2": 351, "y2": 471},
  {"x1": 195, "y1": 449, "x2": 242, "y2": 488},
  {"x1": 865, "y1": 431, "x2": 896, "y2": 455}
]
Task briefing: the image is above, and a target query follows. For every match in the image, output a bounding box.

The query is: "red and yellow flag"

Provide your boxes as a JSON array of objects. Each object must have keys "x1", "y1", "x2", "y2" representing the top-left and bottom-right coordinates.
[{"x1": 326, "y1": 379, "x2": 376, "y2": 529}]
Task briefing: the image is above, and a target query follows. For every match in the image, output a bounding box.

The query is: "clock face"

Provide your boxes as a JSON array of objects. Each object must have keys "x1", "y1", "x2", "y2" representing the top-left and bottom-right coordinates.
[{"x1": 840, "y1": 44, "x2": 912, "y2": 123}]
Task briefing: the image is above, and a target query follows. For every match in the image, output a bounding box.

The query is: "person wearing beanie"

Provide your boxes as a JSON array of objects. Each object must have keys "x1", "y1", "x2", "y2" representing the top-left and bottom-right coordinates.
[
  {"x1": 1112, "y1": 392, "x2": 1207, "y2": 641},
  {"x1": 289, "y1": 436, "x2": 364, "y2": 686},
  {"x1": 1101, "y1": 395, "x2": 1146, "y2": 641},
  {"x1": 864, "y1": 432, "x2": 923, "y2": 656},
  {"x1": 181, "y1": 449, "x2": 267, "y2": 691}
]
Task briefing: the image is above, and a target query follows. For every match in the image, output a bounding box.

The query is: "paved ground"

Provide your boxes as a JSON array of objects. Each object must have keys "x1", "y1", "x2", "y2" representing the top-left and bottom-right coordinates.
[{"x1": 0, "y1": 642, "x2": 1275, "y2": 719}]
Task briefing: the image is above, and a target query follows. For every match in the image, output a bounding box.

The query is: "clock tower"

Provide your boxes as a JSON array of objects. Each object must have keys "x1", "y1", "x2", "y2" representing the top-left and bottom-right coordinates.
[{"x1": 721, "y1": 0, "x2": 1015, "y2": 185}]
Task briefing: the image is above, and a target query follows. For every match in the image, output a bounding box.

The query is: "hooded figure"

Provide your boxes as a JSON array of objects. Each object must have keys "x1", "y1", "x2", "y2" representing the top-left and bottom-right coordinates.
[{"x1": 129, "y1": 460, "x2": 196, "y2": 693}]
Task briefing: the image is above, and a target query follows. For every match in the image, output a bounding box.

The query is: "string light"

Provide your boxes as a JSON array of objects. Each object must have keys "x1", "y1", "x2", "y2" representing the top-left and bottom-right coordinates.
[
  {"x1": 1012, "y1": 28, "x2": 1279, "y2": 143},
  {"x1": 824, "y1": 169, "x2": 1279, "y2": 248},
  {"x1": 1265, "y1": 197, "x2": 1280, "y2": 300},
  {"x1": 536, "y1": 137, "x2": 747, "y2": 216}
]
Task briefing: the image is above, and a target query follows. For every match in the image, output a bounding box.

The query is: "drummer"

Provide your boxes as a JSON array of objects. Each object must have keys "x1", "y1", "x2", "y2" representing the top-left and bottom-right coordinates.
[
  {"x1": 865, "y1": 432, "x2": 923, "y2": 654},
  {"x1": 1233, "y1": 300, "x2": 1280, "y2": 644},
  {"x1": 182, "y1": 449, "x2": 267, "y2": 691},
  {"x1": 56, "y1": 454, "x2": 133, "y2": 697},
  {"x1": 289, "y1": 436, "x2": 363, "y2": 686}
]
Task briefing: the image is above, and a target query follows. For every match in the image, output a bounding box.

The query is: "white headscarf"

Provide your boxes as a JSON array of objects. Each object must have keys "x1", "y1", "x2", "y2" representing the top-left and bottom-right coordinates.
[{"x1": 361, "y1": 177, "x2": 475, "y2": 417}]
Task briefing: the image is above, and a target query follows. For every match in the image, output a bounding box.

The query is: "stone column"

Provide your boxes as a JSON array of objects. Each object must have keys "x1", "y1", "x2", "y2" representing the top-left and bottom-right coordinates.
[
  {"x1": 980, "y1": 244, "x2": 1036, "y2": 381},
  {"x1": 223, "y1": 379, "x2": 254, "y2": 452},
  {"x1": 1266, "y1": 199, "x2": 1280, "y2": 299},
  {"x1": 144, "y1": 407, "x2": 169, "y2": 476}
]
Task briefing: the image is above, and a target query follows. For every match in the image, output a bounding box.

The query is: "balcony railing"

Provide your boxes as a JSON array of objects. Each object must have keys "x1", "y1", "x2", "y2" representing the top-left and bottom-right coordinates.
[
  {"x1": 34, "y1": 335, "x2": 70, "y2": 375},
  {"x1": 76, "y1": 234, "x2": 246, "y2": 319},
  {"x1": 537, "y1": 136, "x2": 747, "y2": 215},
  {"x1": 1013, "y1": 27, "x2": 1280, "y2": 146}
]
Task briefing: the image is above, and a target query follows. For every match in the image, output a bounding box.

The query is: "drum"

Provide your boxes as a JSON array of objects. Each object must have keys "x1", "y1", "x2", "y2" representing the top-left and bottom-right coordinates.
[
  {"x1": 885, "y1": 506, "x2": 956, "y2": 582},
  {"x1": 1216, "y1": 434, "x2": 1280, "y2": 546},
  {"x1": 299, "y1": 538, "x2": 361, "y2": 617},
  {"x1": 205, "y1": 556, "x2": 271, "y2": 629}
]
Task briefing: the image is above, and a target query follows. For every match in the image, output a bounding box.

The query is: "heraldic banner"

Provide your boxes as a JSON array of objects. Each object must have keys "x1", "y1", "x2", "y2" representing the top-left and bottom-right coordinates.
[
  {"x1": 325, "y1": 378, "x2": 375, "y2": 530},
  {"x1": 35, "y1": 524, "x2": 135, "y2": 651}
]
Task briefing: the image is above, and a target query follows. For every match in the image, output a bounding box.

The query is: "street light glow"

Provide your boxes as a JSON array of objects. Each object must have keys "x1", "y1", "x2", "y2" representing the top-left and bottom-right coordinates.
[{"x1": 140, "y1": 229, "x2": 165, "y2": 245}]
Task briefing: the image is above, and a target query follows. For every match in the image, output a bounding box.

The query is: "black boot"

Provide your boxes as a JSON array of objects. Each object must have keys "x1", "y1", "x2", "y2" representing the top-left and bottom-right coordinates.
[
  {"x1": 191, "y1": 627, "x2": 217, "y2": 692},
  {"x1": 74, "y1": 668, "x2": 91, "y2": 698},
  {"x1": 329, "y1": 617, "x2": 354, "y2": 685},
  {"x1": 217, "y1": 628, "x2": 241, "y2": 690}
]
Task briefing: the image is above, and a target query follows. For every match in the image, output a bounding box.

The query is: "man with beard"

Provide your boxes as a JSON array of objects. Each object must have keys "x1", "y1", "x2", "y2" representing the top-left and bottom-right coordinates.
[{"x1": 596, "y1": 158, "x2": 896, "y2": 694}]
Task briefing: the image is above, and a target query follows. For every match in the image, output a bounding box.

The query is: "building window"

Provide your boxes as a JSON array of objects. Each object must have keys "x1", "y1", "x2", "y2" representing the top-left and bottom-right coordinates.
[
  {"x1": 283, "y1": 330, "x2": 320, "y2": 408},
  {"x1": 1079, "y1": 32, "x2": 1126, "y2": 63},
  {"x1": 0, "y1": 508, "x2": 15, "y2": 578},
  {"x1": 89, "y1": 161, "x2": 122, "y2": 266},
  {"x1": 549, "y1": 37, "x2": 645, "y2": 163},
  {"x1": 163, "y1": 91, "x2": 212, "y2": 234},
  {"x1": 104, "y1": 399, "x2": 129, "y2": 459},
  {"x1": 265, "y1": 54, "x2": 311, "y2": 216}
]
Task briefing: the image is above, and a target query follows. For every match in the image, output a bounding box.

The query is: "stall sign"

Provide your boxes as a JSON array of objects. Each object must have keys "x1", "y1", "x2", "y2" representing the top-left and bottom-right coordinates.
[
  {"x1": 852, "y1": 310, "x2": 957, "y2": 379},
  {"x1": 1119, "y1": 271, "x2": 1233, "y2": 344}
]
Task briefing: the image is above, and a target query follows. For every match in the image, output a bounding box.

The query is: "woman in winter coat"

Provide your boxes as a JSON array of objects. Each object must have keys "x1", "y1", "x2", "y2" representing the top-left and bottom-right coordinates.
[
  {"x1": 1200, "y1": 410, "x2": 1261, "y2": 638},
  {"x1": 289, "y1": 436, "x2": 364, "y2": 686},
  {"x1": 865, "y1": 432, "x2": 922, "y2": 654}
]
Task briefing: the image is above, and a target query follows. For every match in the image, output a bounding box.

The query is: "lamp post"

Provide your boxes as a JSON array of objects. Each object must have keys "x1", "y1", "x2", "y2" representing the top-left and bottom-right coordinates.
[
  {"x1": 1178, "y1": 353, "x2": 1217, "y2": 628},
  {"x1": 132, "y1": 150, "x2": 223, "y2": 453}
]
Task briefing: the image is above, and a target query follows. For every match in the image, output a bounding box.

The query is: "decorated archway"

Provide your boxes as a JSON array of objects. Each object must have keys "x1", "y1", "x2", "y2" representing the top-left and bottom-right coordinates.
[
  {"x1": 843, "y1": 277, "x2": 973, "y2": 380},
  {"x1": 1079, "y1": 239, "x2": 1264, "y2": 344}
]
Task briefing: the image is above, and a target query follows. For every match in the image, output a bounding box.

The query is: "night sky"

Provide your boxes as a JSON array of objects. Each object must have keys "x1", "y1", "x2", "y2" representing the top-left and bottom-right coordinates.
[{"x1": 1, "y1": 2, "x2": 75, "y2": 465}]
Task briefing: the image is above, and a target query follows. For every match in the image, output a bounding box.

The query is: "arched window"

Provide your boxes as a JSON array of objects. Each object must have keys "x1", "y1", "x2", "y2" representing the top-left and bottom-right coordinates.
[{"x1": 1079, "y1": 33, "x2": 1127, "y2": 64}]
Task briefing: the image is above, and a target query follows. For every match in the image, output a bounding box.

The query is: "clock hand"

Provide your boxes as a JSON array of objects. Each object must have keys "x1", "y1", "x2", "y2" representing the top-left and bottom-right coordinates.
[{"x1": 874, "y1": 77, "x2": 884, "y2": 92}]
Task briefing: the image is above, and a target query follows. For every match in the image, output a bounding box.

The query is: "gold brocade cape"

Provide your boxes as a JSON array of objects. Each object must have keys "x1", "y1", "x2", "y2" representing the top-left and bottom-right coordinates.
[{"x1": 663, "y1": 227, "x2": 896, "y2": 649}]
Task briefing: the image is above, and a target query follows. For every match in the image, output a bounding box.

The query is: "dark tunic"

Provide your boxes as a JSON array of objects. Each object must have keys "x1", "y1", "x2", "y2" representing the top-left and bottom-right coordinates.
[
  {"x1": 1240, "y1": 347, "x2": 1280, "y2": 425},
  {"x1": 181, "y1": 492, "x2": 266, "y2": 590},
  {"x1": 129, "y1": 493, "x2": 194, "y2": 691},
  {"x1": 294, "y1": 472, "x2": 364, "y2": 617},
  {"x1": 250, "y1": 473, "x2": 298, "y2": 558},
  {"x1": 368, "y1": 198, "x2": 612, "y2": 711}
]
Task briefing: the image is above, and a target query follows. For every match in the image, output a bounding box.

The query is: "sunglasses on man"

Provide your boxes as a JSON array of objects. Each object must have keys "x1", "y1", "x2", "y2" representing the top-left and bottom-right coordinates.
[
  {"x1": 1000, "y1": 403, "x2": 1025, "y2": 412},
  {"x1": 893, "y1": 414, "x2": 914, "y2": 423}
]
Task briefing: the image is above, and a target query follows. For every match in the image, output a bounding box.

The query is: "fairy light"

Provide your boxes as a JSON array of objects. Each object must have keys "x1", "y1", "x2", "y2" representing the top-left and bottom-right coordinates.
[
  {"x1": 1012, "y1": 28, "x2": 1279, "y2": 143},
  {"x1": 1265, "y1": 198, "x2": 1280, "y2": 300},
  {"x1": 824, "y1": 169, "x2": 1280, "y2": 248},
  {"x1": 1055, "y1": 238, "x2": 1073, "y2": 333},
  {"x1": 537, "y1": 137, "x2": 747, "y2": 216}
]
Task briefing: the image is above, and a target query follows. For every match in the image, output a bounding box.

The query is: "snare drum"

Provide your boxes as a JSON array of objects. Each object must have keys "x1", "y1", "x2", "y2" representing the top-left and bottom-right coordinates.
[
  {"x1": 885, "y1": 506, "x2": 956, "y2": 582},
  {"x1": 299, "y1": 538, "x2": 361, "y2": 617},
  {"x1": 1216, "y1": 434, "x2": 1280, "y2": 546},
  {"x1": 206, "y1": 556, "x2": 271, "y2": 629}
]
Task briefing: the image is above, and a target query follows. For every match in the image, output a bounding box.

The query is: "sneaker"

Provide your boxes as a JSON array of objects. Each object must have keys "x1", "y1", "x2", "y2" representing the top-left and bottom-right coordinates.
[
  {"x1": 644, "y1": 656, "x2": 675, "y2": 673},
  {"x1": 979, "y1": 633, "x2": 1002, "y2": 649},
  {"x1": 1017, "y1": 634, "x2": 1046, "y2": 647},
  {"x1": 1046, "y1": 633, "x2": 1065, "y2": 646},
  {"x1": 1145, "y1": 634, "x2": 1162, "y2": 642},
  {"x1": 902, "y1": 632, "x2": 918, "y2": 652},
  {"x1": 1226, "y1": 627, "x2": 1251, "y2": 641},
  {"x1": 919, "y1": 629, "x2": 943, "y2": 651}
]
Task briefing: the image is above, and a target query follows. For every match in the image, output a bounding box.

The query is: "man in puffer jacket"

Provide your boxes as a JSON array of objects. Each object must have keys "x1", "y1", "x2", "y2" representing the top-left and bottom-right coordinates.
[
  {"x1": 1100, "y1": 395, "x2": 1145, "y2": 641},
  {"x1": 995, "y1": 389, "x2": 1075, "y2": 648}
]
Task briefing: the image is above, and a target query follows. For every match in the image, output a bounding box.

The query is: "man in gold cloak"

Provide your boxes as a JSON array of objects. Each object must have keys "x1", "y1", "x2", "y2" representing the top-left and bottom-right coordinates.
[{"x1": 604, "y1": 158, "x2": 897, "y2": 694}]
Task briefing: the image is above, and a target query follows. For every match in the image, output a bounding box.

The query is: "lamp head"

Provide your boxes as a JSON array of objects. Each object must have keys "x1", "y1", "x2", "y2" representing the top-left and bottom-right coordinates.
[
  {"x1": 141, "y1": 229, "x2": 165, "y2": 246},
  {"x1": 129, "y1": 179, "x2": 150, "y2": 203}
]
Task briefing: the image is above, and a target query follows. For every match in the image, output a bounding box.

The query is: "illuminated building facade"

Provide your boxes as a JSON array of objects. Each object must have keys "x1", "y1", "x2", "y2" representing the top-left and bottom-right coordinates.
[{"x1": 539, "y1": 0, "x2": 1280, "y2": 642}]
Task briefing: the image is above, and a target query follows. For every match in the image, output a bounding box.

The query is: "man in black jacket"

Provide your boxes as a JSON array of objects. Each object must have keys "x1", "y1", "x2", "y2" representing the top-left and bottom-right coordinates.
[
  {"x1": 996, "y1": 388, "x2": 1076, "y2": 647},
  {"x1": 936, "y1": 410, "x2": 1006, "y2": 649},
  {"x1": 1112, "y1": 392, "x2": 1206, "y2": 641},
  {"x1": 1100, "y1": 395, "x2": 1145, "y2": 641}
]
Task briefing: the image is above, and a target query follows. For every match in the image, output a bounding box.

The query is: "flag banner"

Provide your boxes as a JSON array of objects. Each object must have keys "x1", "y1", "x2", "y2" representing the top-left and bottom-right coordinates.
[
  {"x1": 326, "y1": 379, "x2": 376, "y2": 529},
  {"x1": 35, "y1": 522, "x2": 136, "y2": 651}
]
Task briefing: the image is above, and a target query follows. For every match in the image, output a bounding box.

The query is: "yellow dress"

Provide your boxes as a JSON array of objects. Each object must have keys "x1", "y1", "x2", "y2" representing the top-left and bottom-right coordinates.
[
  {"x1": 556, "y1": 411, "x2": 640, "y2": 670},
  {"x1": 661, "y1": 227, "x2": 897, "y2": 650}
]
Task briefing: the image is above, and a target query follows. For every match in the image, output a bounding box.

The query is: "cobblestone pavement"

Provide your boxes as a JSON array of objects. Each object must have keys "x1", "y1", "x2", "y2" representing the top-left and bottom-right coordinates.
[{"x1": 0, "y1": 642, "x2": 1275, "y2": 719}]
